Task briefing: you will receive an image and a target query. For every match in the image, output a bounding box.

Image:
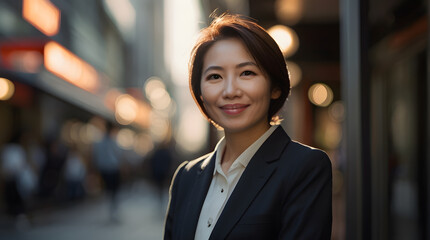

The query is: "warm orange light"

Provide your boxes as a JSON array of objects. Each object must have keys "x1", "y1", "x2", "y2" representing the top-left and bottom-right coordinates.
[
  {"x1": 175, "y1": 107, "x2": 208, "y2": 153},
  {"x1": 144, "y1": 77, "x2": 172, "y2": 111},
  {"x1": 115, "y1": 94, "x2": 138, "y2": 125},
  {"x1": 0, "y1": 78, "x2": 15, "y2": 100},
  {"x1": 275, "y1": 0, "x2": 303, "y2": 25},
  {"x1": 114, "y1": 93, "x2": 151, "y2": 128},
  {"x1": 150, "y1": 116, "x2": 170, "y2": 143},
  {"x1": 308, "y1": 83, "x2": 333, "y2": 107},
  {"x1": 135, "y1": 102, "x2": 151, "y2": 128},
  {"x1": 44, "y1": 41, "x2": 99, "y2": 92},
  {"x1": 116, "y1": 128, "x2": 135, "y2": 150},
  {"x1": 267, "y1": 25, "x2": 299, "y2": 58},
  {"x1": 8, "y1": 51, "x2": 43, "y2": 73},
  {"x1": 23, "y1": 0, "x2": 61, "y2": 36},
  {"x1": 104, "y1": 88, "x2": 122, "y2": 110}
]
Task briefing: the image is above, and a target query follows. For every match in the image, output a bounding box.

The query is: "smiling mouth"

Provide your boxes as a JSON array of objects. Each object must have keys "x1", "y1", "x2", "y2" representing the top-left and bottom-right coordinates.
[{"x1": 220, "y1": 104, "x2": 249, "y2": 115}]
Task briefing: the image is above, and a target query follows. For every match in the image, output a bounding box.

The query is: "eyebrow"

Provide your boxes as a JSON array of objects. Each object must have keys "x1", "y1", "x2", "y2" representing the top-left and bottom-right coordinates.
[{"x1": 203, "y1": 61, "x2": 258, "y2": 75}]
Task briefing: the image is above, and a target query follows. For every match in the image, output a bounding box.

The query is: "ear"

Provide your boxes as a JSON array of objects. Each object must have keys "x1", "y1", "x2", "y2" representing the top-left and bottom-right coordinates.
[{"x1": 271, "y1": 88, "x2": 281, "y2": 100}]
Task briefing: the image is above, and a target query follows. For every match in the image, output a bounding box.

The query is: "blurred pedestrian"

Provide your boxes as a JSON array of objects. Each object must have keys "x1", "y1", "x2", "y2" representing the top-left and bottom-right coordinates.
[
  {"x1": 38, "y1": 136, "x2": 68, "y2": 198},
  {"x1": 25, "y1": 132, "x2": 46, "y2": 179},
  {"x1": 1, "y1": 131, "x2": 36, "y2": 229},
  {"x1": 92, "y1": 121, "x2": 122, "y2": 222},
  {"x1": 150, "y1": 141, "x2": 173, "y2": 207},
  {"x1": 64, "y1": 144, "x2": 86, "y2": 201},
  {"x1": 164, "y1": 14, "x2": 332, "y2": 239}
]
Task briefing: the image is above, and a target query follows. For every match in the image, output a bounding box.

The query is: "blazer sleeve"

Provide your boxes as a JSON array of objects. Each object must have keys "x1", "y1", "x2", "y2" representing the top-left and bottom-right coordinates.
[
  {"x1": 164, "y1": 161, "x2": 188, "y2": 240},
  {"x1": 279, "y1": 150, "x2": 332, "y2": 240}
]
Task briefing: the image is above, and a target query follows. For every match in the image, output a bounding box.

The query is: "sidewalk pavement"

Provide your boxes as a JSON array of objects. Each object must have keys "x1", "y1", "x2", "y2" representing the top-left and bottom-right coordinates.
[{"x1": 0, "y1": 180, "x2": 169, "y2": 240}]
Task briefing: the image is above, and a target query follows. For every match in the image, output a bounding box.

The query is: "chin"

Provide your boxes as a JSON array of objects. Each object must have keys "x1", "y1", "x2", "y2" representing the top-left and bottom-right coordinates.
[{"x1": 219, "y1": 123, "x2": 253, "y2": 133}]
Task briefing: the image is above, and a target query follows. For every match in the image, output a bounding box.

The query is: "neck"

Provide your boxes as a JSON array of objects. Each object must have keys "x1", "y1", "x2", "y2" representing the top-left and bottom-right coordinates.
[{"x1": 222, "y1": 123, "x2": 271, "y2": 165}]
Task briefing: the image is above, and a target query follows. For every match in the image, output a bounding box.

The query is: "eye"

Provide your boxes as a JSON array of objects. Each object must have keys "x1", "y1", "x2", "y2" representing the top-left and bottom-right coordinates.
[
  {"x1": 241, "y1": 70, "x2": 255, "y2": 76},
  {"x1": 207, "y1": 74, "x2": 222, "y2": 80}
]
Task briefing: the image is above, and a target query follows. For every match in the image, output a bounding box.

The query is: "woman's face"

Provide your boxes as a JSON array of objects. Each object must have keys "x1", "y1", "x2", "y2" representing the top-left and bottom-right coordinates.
[{"x1": 200, "y1": 38, "x2": 280, "y2": 134}]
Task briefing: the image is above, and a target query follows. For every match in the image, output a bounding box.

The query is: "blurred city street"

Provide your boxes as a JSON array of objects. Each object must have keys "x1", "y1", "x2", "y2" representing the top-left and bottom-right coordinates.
[
  {"x1": 0, "y1": 180, "x2": 168, "y2": 240},
  {"x1": 0, "y1": 0, "x2": 428, "y2": 239}
]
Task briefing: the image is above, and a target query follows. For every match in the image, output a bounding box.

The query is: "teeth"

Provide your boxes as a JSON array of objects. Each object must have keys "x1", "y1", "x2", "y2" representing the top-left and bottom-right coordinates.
[{"x1": 224, "y1": 105, "x2": 244, "y2": 109}]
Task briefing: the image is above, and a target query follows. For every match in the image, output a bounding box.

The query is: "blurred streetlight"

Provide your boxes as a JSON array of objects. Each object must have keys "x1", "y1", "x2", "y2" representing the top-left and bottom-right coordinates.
[
  {"x1": 150, "y1": 114, "x2": 170, "y2": 143},
  {"x1": 44, "y1": 41, "x2": 99, "y2": 92},
  {"x1": 115, "y1": 94, "x2": 138, "y2": 125},
  {"x1": 22, "y1": 0, "x2": 60, "y2": 36},
  {"x1": 275, "y1": 0, "x2": 303, "y2": 25},
  {"x1": 0, "y1": 78, "x2": 15, "y2": 100},
  {"x1": 308, "y1": 83, "x2": 334, "y2": 107},
  {"x1": 145, "y1": 77, "x2": 172, "y2": 111},
  {"x1": 267, "y1": 25, "x2": 299, "y2": 58},
  {"x1": 116, "y1": 128, "x2": 135, "y2": 150}
]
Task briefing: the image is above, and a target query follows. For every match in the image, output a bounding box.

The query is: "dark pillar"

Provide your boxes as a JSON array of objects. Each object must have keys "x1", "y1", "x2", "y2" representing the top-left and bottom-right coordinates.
[{"x1": 340, "y1": 0, "x2": 371, "y2": 239}]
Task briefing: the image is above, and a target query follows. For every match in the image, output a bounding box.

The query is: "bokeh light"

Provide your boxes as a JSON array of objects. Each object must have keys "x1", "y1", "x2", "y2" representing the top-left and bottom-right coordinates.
[
  {"x1": 9, "y1": 50, "x2": 43, "y2": 73},
  {"x1": 308, "y1": 83, "x2": 334, "y2": 107},
  {"x1": 22, "y1": 0, "x2": 60, "y2": 36},
  {"x1": 69, "y1": 121, "x2": 83, "y2": 143},
  {"x1": 267, "y1": 25, "x2": 299, "y2": 58},
  {"x1": 44, "y1": 41, "x2": 99, "y2": 92},
  {"x1": 144, "y1": 77, "x2": 165, "y2": 97},
  {"x1": 0, "y1": 78, "x2": 15, "y2": 100},
  {"x1": 144, "y1": 77, "x2": 173, "y2": 111},
  {"x1": 275, "y1": 0, "x2": 303, "y2": 25},
  {"x1": 329, "y1": 101, "x2": 345, "y2": 122},
  {"x1": 175, "y1": 107, "x2": 208, "y2": 153},
  {"x1": 150, "y1": 88, "x2": 171, "y2": 110},
  {"x1": 115, "y1": 94, "x2": 138, "y2": 125},
  {"x1": 116, "y1": 128, "x2": 135, "y2": 150},
  {"x1": 134, "y1": 132, "x2": 154, "y2": 156},
  {"x1": 150, "y1": 114, "x2": 170, "y2": 143}
]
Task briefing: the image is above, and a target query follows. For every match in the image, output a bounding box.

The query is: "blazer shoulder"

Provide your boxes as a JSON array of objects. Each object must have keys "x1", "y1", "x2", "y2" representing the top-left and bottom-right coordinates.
[
  {"x1": 283, "y1": 140, "x2": 331, "y2": 168},
  {"x1": 289, "y1": 140, "x2": 327, "y2": 154}
]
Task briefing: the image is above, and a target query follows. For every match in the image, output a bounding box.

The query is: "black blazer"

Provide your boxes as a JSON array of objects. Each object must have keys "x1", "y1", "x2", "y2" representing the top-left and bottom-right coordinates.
[{"x1": 164, "y1": 126, "x2": 332, "y2": 240}]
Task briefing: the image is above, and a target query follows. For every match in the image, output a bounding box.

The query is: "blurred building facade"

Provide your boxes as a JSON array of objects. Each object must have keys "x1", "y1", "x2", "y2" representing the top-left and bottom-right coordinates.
[
  {"x1": 0, "y1": 0, "x2": 159, "y2": 214},
  {"x1": 342, "y1": 0, "x2": 428, "y2": 239},
  {"x1": 0, "y1": 0, "x2": 144, "y2": 141}
]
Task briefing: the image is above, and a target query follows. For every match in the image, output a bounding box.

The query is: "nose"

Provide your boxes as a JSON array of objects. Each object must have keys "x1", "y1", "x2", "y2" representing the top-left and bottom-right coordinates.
[{"x1": 222, "y1": 76, "x2": 241, "y2": 99}]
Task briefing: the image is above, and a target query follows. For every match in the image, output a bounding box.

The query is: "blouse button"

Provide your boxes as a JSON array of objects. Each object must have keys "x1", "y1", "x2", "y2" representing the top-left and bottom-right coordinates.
[{"x1": 221, "y1": 188, "x2": 224, "y2": 193}]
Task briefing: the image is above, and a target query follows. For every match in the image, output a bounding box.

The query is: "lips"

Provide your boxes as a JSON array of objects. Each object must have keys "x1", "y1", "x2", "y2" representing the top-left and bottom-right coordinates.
[{"x1": 220, "y1": 104, "x2": 249, "y2": 115}]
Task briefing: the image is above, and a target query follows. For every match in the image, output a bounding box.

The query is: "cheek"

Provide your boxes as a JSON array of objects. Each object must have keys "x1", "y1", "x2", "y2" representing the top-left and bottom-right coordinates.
[
  {"x1": 200, "y1": 81, "x2": 209, "y2": 100},
  {"x1": 200, "y1": 95, "x2": 217, "y2": 121},
  {"x1": 200, "y1": 83, "x2": 217, "y2": 103},
  {"x1": 248, "y1": 83, "x2": 272, "y2": 103},
  {"x1": 200, "y1": 86, "x2": 215, "y2": 114}
]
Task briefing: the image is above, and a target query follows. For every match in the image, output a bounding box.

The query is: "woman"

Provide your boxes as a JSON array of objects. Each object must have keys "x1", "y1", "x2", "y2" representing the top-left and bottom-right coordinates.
[{"x1": 164, "y1": 14, "x2": 332, "y2": 240}]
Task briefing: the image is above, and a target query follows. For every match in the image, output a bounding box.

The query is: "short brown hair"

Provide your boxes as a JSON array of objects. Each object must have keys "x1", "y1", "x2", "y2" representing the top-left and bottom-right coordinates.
[{"x1": 189, "y1": 14, "x2": 290, "y2": 123}]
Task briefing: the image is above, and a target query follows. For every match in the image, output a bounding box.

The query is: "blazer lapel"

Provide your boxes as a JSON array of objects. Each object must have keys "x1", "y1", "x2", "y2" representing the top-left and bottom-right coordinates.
[
  {"x1": 209, "y1": 127, "x2": 291, "y2": 240},
  {"x1": 182, "y1": 152, "x2": 216, "y2": 239}
]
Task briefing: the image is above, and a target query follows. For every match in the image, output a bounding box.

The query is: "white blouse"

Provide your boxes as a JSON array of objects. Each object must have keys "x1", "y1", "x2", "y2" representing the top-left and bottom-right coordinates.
[{"x1": 194, "y1": 125, "x2": 279, "y2": 240}]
